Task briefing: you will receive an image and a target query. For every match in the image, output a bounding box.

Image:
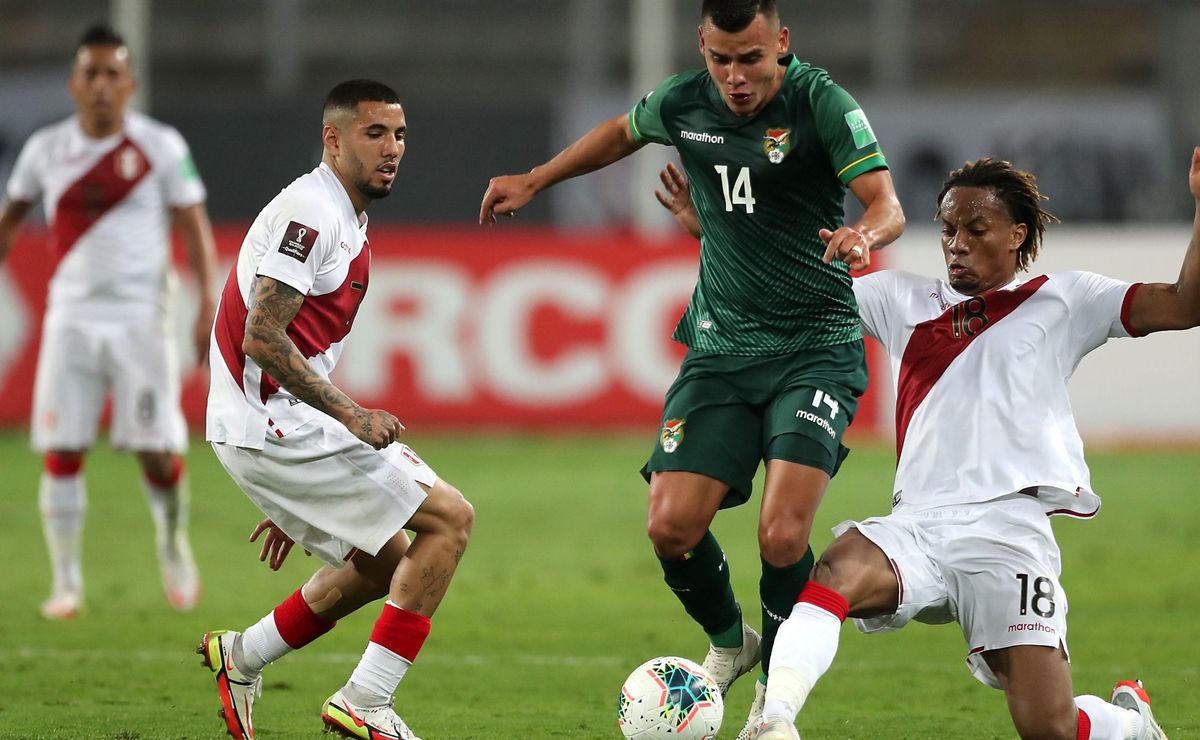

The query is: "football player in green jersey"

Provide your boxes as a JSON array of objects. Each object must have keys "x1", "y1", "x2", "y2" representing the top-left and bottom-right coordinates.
[{"x1": 480, "y1": 2, "x2": 904, "y2": 734}]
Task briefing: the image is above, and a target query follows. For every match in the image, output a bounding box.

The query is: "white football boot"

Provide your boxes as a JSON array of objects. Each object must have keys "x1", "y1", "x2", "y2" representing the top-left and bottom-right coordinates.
[
  {"x1": 321, "y1": 689, "x2": 422, "y2": 740},
  {"x1": 701, "y1": 620, "x2": 762, "y2": 696},
  {"x1": 736, "y1": 678, "x2": 768, "y2": 740},
  {"x1": 1111, "y1": 679, "x2": 1168, "y2": 740},
  {"x1": 198, "y1": 630, "x2": 262, "y2": 740},
  {"x1": 159, "y1": 534, "x2": 201, "y2": 611},
  {"x1": 749, "y1": 717, "x2": 802, "y2": 740}
]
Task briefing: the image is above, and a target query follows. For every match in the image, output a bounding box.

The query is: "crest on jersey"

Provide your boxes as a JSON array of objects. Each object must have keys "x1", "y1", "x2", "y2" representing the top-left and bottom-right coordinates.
[
  {"x1": 278, "y1": 221, "x2": 319, "y2": 263},
  {"x1": 762, "y1": 128, "x2": 791, "y2": 164},
  {"x1": 660, "y1": 418, "x2": 686, "y2": 453},
  {"x1": 115, "y1": 145, "x2": 145, "y2": 180}
]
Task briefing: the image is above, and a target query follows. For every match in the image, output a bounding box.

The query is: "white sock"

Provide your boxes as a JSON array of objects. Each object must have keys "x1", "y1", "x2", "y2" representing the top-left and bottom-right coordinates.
[
  {"x1": 762, "y1": 601, "x2": 843, "y2": 722},
  {"x1": 142, "y1": 472, "x2": 188, "y2": 550},
  {"x1": 237, "y1": 612, "x2": 293, "y2": 676},
  {"x1": 346, "y1": 642, "x2": 412, "y2": 706},
  {"x1": 1076, "y1": 695, "x2": 1143, "y2": 740},
  {"x1": 39, "y1": 472, "x2": 86, "y2": 596}
]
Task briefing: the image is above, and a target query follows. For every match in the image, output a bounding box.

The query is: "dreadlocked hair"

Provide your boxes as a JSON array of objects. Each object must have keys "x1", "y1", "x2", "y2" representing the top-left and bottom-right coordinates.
[{"x1": 936, "y1": 157, "x2": 1059, "y2": 272}]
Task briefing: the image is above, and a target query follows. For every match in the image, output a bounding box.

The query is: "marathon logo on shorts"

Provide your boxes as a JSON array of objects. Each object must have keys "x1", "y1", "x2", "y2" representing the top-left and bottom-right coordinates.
[
  {"x1": 279, "y1": 221, "x2": 319, "y2": 263},
  {"x1": 1008, "y1": 622, "x2": 1057, "y2": 635},
  {"x1": 660, "y1": 418, "x2": 685, "y2": 453}
]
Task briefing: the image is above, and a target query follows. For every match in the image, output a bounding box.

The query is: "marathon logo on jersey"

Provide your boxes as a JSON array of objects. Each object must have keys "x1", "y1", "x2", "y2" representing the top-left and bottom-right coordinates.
[
  {"x1": 660, "y1": 418, "x2": 685, "y2": 453},
  {"x1": 278, "y1": 221, "x2": 319, "y2": 262},
  {"x1": 763, "y1": 128, "x2": 791, "y2": 164},
  {"x1": 679, "y1": 129, "x2": 724, "y2": 145},
  {"x1": 844, "y1": 109, "x2": 877, "y2": 149}
]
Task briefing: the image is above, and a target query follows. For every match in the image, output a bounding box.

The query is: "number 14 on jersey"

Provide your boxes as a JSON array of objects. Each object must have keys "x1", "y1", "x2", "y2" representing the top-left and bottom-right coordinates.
[{"x1": 714, "y1": 165, "x2": 756, "y2": 214}]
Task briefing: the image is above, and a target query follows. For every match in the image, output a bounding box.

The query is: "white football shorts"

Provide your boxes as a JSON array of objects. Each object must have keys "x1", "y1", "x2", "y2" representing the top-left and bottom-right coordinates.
[
  {"x1": 32, "y1": 315, "x2": 187, "y2": 453},
  {"x1": 833, "y1": 494, "x2": 1070, "y2": 690},
  {"x1": 210, "y1": 418, "x2": 435, "y2": 567}
]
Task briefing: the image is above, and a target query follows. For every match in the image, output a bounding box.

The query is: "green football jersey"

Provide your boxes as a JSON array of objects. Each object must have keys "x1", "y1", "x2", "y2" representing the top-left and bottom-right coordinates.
[{"x1": 629, "y1": 54, "x2": 887, "y2": 355}]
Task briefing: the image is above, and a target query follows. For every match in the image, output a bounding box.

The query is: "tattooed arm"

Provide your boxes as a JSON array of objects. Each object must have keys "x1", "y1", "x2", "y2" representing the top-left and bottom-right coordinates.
[{"x1": 242, "y1": 275, "x2": 402, "y2": 449}]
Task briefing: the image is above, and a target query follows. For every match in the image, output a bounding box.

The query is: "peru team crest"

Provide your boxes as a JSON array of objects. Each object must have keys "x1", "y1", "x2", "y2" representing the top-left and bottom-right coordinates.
[
  {"x1": 763, "y1": 128, "x2": 791, "y2": 164},
  {"x1": 660, "y1": 418, "x2": 685, "y2": 453}
]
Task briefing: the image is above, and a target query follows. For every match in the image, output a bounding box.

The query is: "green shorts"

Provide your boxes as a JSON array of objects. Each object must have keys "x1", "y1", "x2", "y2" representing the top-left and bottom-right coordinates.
[{"x1": 641, "y1": 340, "x2": 867, "y2": 509}]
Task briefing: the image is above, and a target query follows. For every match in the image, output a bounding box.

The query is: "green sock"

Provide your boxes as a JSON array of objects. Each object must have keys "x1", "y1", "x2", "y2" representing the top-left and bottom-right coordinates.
[
  {"x1": 759, "y1": 547, "x2": 815, "y2": 675},
  {"x1": 658, "y1": 530, "x2": 740, "y2": 643}
]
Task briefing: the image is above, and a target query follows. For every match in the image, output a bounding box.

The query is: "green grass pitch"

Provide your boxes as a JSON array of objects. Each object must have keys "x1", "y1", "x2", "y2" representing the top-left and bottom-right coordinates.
[{"x1": 0, "y1": 430, "x2": 1195, "y2": 739}]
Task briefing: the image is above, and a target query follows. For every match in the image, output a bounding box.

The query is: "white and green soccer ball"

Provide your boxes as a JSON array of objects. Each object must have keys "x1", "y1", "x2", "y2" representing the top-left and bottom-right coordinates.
[{"x1": 617, "y1": 656, "x2": 723, "y2": 739}]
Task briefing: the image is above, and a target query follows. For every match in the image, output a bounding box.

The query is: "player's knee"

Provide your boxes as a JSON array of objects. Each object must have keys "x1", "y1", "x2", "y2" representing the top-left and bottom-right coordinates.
[
  {"x1": 646, "y1": 515, "x2": 703, "y2": 559},
  {"x1": 758, "y1": 521, "x2": 811, "y2": 567},
  {"x1": 437, "y1": 482, "x2": 474, "y2": 547}
]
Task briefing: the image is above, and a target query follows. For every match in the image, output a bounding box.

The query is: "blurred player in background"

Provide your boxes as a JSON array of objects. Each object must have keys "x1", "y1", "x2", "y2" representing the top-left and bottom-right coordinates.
[
  {"x1": 655, "y1": 150, "x2": 1196, "y2": 739},
  {"x1": 480, "y1": 1, "x2": 903, "y2": 734},
  {"x1": 0, "y1": 24, "x2": 216, "y2": 619},
  {"x1": 199, "y1": 79, "x2": 474, "y2": 740}
]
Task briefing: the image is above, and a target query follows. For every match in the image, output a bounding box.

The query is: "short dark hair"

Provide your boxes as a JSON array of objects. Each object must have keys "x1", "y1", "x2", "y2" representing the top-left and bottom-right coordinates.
[
  {"x1": 702, "y1": 0, "x2": 779, "y2": 32},
  {"x1": 77, "y1": 23, "x2": 125, "y2": 51},
  {"x1": 937, "y1": 157, "x2": 1059, "y2": 272},
  {"x1": 323, "y1": 79, "x2": 401, "y2": 121}
]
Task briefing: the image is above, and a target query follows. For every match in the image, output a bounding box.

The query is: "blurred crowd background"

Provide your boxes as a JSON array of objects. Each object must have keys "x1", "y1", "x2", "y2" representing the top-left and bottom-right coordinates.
[{"x1": 3, "y1": 0, "x2": 1199, "y2": 230}]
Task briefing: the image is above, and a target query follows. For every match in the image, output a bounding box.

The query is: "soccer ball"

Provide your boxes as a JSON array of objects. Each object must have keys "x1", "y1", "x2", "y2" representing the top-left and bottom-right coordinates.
[{"x1": 617, "y1": 656, "x2": 723, "y2": 739}]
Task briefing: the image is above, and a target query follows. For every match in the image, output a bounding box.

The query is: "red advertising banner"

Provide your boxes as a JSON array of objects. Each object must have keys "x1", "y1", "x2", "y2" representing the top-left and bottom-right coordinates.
[{"x1": 0, "y1": 226, "x2": 882, "y2": 434}]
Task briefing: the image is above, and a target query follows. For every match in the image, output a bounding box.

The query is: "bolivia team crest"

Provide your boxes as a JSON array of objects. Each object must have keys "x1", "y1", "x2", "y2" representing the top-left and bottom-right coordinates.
[
  {"x1": 763, "y1": 128, "x2": 791, "y2": 164},
  {"x1": 660, "y1": 418, "x2": 685, "y2": 453}
]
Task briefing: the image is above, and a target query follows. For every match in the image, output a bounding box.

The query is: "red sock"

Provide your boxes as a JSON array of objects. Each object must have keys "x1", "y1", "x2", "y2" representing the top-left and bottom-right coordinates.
[
  {"x1": 370, "y1": 602, "x2": 431, "y2": 662},
  {"x1": 797, "y1": 581, "x2": 850, "y2": 621},
  {"x1": 1076, "y1": 708, "x2": 1091, "y2": 740},
  {"x1": 273, "y1": 588, "x2": 336, "y2": 649},
  {"x1": 144, "y1": 457, "x2": 184, "y2": 488},
  {"x1": 44, "y1": 452, "x2": 84, "y2": 476}
]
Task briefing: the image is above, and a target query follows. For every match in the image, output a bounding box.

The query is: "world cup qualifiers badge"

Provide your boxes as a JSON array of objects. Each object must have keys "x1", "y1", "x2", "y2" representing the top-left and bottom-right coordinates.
[
  {"x1": 763, "y1": 128, "x2": 791, "y2": 164},
  {"x1": 660, "y1": 419, "x2": 685, "y2": 453}
]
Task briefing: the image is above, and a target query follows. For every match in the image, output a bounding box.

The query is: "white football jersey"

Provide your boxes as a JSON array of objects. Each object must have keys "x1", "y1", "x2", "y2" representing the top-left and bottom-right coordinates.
[
  {"x1": 5, "y1": 112, "x2": 207, "y2": 322},
  {"x1": 207, "y1": 163, "x2": 370, "y2": 449},
  {"x1": 854, "y1": 269, "x2": 1140, "y2": 518}
]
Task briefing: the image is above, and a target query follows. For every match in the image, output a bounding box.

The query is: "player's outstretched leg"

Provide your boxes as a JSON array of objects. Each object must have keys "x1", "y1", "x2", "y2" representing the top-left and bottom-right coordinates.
[
  {"x1": 321, "y1": 689, "x2": 421, "y2": 740},
  {"x1": 197, "y1": 630, "x2": 262, "y2": 740},
  {"x1": 1111, "y1": 680, "x2": 1168, "y2": 740}
]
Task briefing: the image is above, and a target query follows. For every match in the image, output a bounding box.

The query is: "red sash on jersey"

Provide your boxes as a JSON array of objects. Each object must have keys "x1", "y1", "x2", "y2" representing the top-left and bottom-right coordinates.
[
  {"x1": 51, "y1": 136, "x2": 152, "y2": 258},
  {"x1": 894, "y1": 275, "x2": 1049, "y2": 459},
  {"x1": 213, "y1": 243, "x2": 372, "y2": 404}
]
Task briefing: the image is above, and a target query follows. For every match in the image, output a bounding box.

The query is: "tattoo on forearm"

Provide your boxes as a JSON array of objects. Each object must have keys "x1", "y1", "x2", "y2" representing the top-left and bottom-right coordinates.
[{"x1": 245, "y1": 276, "x2": 357, "y2": 421}]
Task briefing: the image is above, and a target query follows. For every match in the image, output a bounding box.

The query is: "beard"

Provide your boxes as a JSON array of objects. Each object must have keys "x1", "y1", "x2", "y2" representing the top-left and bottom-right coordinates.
[{"x1": 359, "y1": 179, "x2": 393, "y2": 200}]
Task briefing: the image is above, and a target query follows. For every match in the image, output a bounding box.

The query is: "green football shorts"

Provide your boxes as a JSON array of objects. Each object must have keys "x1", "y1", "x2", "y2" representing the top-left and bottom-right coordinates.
[{"x1": 641, "y1": 340, "x2": 867, "y2": 509}]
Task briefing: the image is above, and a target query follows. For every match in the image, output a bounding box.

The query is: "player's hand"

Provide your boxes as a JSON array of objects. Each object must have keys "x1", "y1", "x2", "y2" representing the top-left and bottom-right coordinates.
[
  {"x1": 248, "y1": 518, "x2": 310, "y2": 571},
  {"x1": 479, "y1": 173, "x2": 537, "y2": 225},
  {"x1": 1189, "y1": 146, "x2": 1200, "y2": 201},
  {"x1": 655, "y1": 162, "x2": 702, "y2": 239},
  {"x1": 819, "y1": 226, "x2": 871, "y2": 271},
  {"x1": 347, "y1": 406, "x2": 404, "y2": 449}
]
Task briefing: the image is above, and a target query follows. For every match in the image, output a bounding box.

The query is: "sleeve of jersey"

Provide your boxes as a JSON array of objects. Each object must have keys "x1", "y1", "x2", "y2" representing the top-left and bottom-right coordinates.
[
  {"x1": 5, "y1": 132, "x2": 44, "y2": 202},
  {"x1": 628, "y1": 75, "x2": 682, "y2": 146},
  {"x1": 161, "y1": 128, "x2": 207, "y2": 207},
  {"x1": 852, "y1": 272, "x2": 892, "y2": 341},
  {"x1": 254, "y1": 200, "x2": 332, "y2": 297},
  {"x1": 810, "y1": 79, "x2": 887, "y2": 185},
  {"x1": 1062, "y1": 271, "x2": 1139, "y2": 358}
]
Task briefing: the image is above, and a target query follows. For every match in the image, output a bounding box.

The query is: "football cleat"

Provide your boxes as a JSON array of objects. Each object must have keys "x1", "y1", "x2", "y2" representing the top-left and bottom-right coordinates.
[
  {"x1": 1111, "y1": 679, "x2": 1168, "y2": 740},
  {"x1": 735, "y1": 678, "x2": 768, "y2": 740},
  {"x1": 749, "y1": 717, "x2": 802, "y2": 740},
  {"x1": 198, "y1": 630, "x2": 261, "y2": 740},
  {"x1": 40, "y1": 590, "x2": 84, "y2": 620},
  {"x1": 160, "y1": 536, "x2": 201, "y2": 611},
  {"x1": 701, "y1": 620, "x2": 762, "y2": 697},
  {"x1": 321, "y1": 689, "x2": 421, "y2": 740}
]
